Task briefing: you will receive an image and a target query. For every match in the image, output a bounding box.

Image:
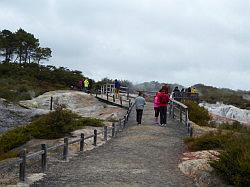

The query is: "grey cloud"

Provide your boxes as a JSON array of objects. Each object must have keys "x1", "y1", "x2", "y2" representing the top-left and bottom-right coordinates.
[{"x1": 0, "y1": 0, "x2": 250, "y2": 90}]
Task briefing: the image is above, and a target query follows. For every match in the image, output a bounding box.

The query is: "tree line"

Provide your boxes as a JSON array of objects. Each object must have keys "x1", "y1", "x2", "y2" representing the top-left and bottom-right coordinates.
[{"x1": 0, "y1": 28, "x2": 51, "y2": 64}]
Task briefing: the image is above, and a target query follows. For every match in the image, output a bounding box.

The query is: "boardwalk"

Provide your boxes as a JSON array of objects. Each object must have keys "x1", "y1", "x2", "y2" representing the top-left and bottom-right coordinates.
[{"x1": 33, "y1": 104, "x2": 196, "y2": 187}]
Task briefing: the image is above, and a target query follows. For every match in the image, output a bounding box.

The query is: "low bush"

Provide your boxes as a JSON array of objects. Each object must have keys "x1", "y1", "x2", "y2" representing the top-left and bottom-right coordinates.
[
  {"x1": 183, "y1": 100, "x2": 211, "y2": 126},
  {"x1": 218, "y1": 121, "x2": 248, "y2": 132},
  {"x1": 0, "y1": 108, "x2": 104, "y2": 159},
  {"x1": 211, "y1": 132, "x2": 250, "y2": 186},
  {"x1": 184, "y1": 131, "x2": 233, "y2": 151}
]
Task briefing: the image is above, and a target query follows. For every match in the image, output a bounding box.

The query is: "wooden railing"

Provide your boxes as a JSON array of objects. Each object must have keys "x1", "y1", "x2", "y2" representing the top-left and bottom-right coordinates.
[
  {"x1": 169, "y1": 99, "x2": 193, "y2": 137},
  {"x1": 1, "y1": 100, "x2": 135, "y2": 183},
  {"x1": 96, "y1": 84, "x2": 134, "y2": 108}
]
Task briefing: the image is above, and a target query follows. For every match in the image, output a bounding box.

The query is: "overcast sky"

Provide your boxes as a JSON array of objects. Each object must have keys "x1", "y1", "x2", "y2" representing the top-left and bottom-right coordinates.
[{"x1": 0, "y1": 0, "x2": 250, "y2": 90}]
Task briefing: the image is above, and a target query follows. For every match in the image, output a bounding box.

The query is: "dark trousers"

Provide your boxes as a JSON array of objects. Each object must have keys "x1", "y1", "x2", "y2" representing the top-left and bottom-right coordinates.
[
  {"x1": 136, "y1": 109, "x2": 143, "y2": 124},
  {"x1": 159, "y1": 106, "x2": 167, "y2": 124}
]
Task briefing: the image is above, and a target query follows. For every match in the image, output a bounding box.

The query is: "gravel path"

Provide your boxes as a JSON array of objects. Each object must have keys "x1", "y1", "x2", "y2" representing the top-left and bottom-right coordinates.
[{"x1": 33, "y1": 104, "x2": 196, "y2": 187}]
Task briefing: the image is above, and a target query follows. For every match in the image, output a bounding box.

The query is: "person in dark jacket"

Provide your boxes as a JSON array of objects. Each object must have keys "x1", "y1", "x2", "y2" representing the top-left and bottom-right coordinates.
[
  {"x1": 157, "y1": 89, "x2": 170, "y2": 126},
  {"x1": 114, "y1": 79, "x2": 121, "y2": 99},
  {"x1": 172, "y1": 86, "x2": 180, "y2": 101}
]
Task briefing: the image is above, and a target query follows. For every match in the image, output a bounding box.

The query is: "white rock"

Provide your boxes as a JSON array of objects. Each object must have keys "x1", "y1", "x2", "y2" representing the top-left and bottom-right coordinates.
[{"x1": 199, "y1": 102, "x2": 250, "y2": 123}]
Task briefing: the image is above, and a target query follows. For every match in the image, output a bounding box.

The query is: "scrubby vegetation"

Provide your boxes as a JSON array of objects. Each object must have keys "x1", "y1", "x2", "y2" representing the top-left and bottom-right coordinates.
[
  {"x1": 195, "y1": 84, "x2": 250, "y2": 110},
  {"x1": 183, "y1": 99, "x2": 250, "y2": 186},
  {"x1": 218, "y1": 121, "x2": 248, "y2": 132},
  {"x1": 183, "y1": 100, "x2": 211, "y2": 126},
  {"x1": 210, "y1": 132, "x2": 250, "y2": 187},
  {"x1": 184, "y1": 131, "x2": 233, "y2": 151},
  {"x1": 0, "y1": 108, "x2": 103, "y2": 161},
  {"x1": 185, "y1": 126, "x2": 250, "y2": 186},
  {"x1": 0, "y1": 62, "x2": 88, "y2": 102}
]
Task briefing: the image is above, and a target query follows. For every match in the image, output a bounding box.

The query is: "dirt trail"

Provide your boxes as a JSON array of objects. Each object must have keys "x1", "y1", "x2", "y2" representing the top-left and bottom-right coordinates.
[{"x1": 33, "y1": 104, "x2": 196, "y2": 187}]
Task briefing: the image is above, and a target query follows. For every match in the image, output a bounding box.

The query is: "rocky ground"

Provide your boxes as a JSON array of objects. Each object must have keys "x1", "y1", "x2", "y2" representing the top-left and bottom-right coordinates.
[
  {"x1": 199, "y1": 102, "x2": 250, "y2": 126},
  {"x1": 0, "y1": 98, "x2": 48, "y2": 133},
  {"x1": 0, "y1": 90, "x2": 126, "y2": 134}
]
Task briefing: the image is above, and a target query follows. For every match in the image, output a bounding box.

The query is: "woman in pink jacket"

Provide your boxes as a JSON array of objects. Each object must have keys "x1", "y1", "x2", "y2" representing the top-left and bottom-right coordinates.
[{"x1": 153, "y1": 92, "x2": 160, "y2": 124}]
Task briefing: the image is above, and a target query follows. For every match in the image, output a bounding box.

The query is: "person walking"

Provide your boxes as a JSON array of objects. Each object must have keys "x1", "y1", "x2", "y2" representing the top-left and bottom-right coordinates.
[
  {"x1": 153, "y1": 92, "x2": 160, "y2": 124},
  {"x1": 134, "y1": 92, "x2": 146, "y2": 125},
  {"x1": 158, "y1": 88, "x2": 170, "y2": 127},
  {"x1": 84, "y1": 78, "x2": 89, "y2": 93},
  {"x1": 114, "y1": 79, "x2": 121, "y2": 99}
]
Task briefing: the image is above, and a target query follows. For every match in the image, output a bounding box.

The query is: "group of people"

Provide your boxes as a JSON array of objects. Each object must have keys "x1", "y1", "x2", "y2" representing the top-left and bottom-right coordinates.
[
  {"x1": 78, "y1": 78, "x2": 91, "y2": 93},
  {"x1": 172, "y1": 86, "x2": 198, "y2": 101},
  {"x1": 134, "y1": 85, "x2": 170, "y2": 126}
]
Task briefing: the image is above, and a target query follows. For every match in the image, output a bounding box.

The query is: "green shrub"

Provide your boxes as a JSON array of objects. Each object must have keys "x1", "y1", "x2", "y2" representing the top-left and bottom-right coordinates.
[
  {"x1": 218, "y1": 121, "x2": 248, "y2": 132},
  {"x1": 211, "y1": 132, "x2": 250, "y2": 186},
  {"x1": 0, "y1": 108, "x2": 104, "y2": 159},
  {"x1": 183, "y1": 100, "x2": 211, "y2": 126},
  {"x1": 184, "y1": 131, "x2": 233, "y2": 151}
]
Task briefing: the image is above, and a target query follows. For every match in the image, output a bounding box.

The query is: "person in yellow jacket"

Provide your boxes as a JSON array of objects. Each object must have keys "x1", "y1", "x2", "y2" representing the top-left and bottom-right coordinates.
[
  {"x1": 191, "y1": 87, "x2": 198, "y2": 94},
  {"x1": 84, "y1": 79, "x2": 89, "y2": 93}
]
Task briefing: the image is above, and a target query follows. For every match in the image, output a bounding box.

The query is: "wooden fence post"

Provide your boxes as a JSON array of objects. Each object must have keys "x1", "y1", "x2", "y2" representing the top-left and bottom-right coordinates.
[
  {"x1": 41, "y1": 144, "x2": 47, "y2": 172},
  {"x1": 104, "y1": 126, "x2": 108, "y2": 141},
  {"x1": 19, "y1": 149, "x2": 27, "y2": 182},
  {"x1": 93, "y1": 129, "x2": 97, "y2": 146},
  {"x1": 185, "y1": 109, "x2": 188, "y2": 127},
  {"x1": 189, "y1": 127, "x2": 193, "y2": 137},
  {"x1": 180, "y1": 108, "x2": 182, "y2": 123},
  {"x1": 80, "y1": 133, "x2": 84, "y2": 152},
  {"x1": 172, "y1": 104, "x2": 175, "y2": 119},
  {"x1": 120, "y1": 97, "x2": 122, "y2": 106},
  {"x1": 169, "y1": 103, "x2": 172, "y2": 117},
  {"x1": 63, "y1": 137, "x2": 68, "y2": 161},
  {"x1": 123, "y1": 116, "x2": 126, "y2": 127},
  {"x1": 50, "y1": 97, "x2": 53, "y2": 110},
  {"x1": 187, "y1": 122, "x2": 190, "y2": 133},
  {"x1": 112, "y1": 123, "x2": 115, "y2": 137}
]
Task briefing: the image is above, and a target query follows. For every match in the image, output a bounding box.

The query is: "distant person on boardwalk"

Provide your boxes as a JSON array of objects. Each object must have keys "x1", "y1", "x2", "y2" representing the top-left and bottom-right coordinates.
[
  {"x1": 114, "y1": 79, "x2": 121, "y2": 99},
  {"x1": 186, "y1": 87, "x2": 191, "y2": 97},
  {"x1": 79, "y1": 80, "x2": 83, "y2": 91},
  {"x1": 180, "y1": 88, "x2": 185, "y2": 97},
  {"x1": 158, "y1": 88, "x2": 170, "y2": 127},
  {"x1": 191, "y1": 87, "x2": 197, "y2": 94},
  {"x1": 84, "y1": 78, "x2": 89, "y2": 93},
  {"x1": 134, "y1": 91, "x2": 146, "y2": 125},
  {"x1": 172, "y1": 86, "x2": 180, "y2": 101},
  {"x1": 153, "y1": 91, "x2": 160, "y2": 124}
]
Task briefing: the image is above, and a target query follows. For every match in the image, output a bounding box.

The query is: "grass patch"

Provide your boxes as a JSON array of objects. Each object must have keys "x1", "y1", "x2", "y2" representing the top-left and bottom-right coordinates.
[{"x1": 0, "y1": 108, "x2": 104, "y2": 160}]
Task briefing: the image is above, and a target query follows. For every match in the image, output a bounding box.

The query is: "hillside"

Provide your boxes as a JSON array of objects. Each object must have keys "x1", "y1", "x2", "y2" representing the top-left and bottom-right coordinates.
[
  {"x1": 195, "y1": 84, "x2": 250, "y2": 110},
  {"x1": 133, "y1": 81, "x2": 250, "y2": 110},
  {"x1": 0, "y1": 62, "x2": 90, "y2": 102}
]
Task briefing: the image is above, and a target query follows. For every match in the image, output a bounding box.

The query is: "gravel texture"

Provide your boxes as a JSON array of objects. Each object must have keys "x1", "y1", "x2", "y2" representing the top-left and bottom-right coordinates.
[{"x1": 32, "y1": 104, "x2": 196, "y2": 187}]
